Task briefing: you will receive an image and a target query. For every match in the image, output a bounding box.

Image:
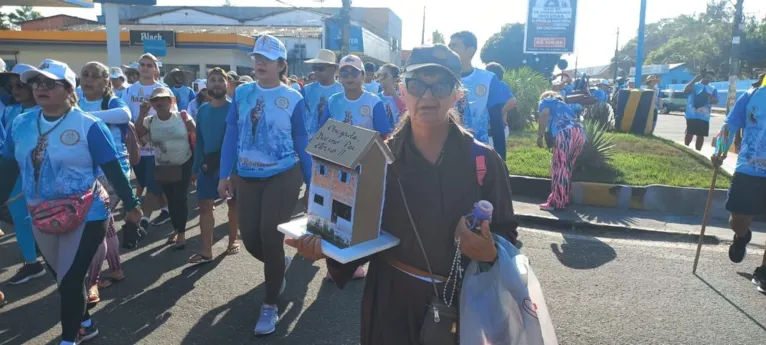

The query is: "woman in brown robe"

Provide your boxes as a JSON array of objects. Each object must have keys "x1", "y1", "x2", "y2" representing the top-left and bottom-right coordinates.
[{"x1": 287, "y1": 44, "x2": 519, "y2": 345}]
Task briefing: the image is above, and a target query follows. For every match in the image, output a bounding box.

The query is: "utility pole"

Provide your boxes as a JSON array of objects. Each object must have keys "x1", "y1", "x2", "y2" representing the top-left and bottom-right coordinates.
[
  {"x1": 612, "y1": 28, "x2": 620, "y2": 82},
  {"x1": 634, "y1": 0, "x2": 648, "y2": 85},
  {"x1": 341, "y1": 0, "x2": 351, "y2": 57},
  {"x1": 421, "y1": 6, "x2": 426, "y2": 45},
  {"x1": 727, "y1": 0, "x2": 745, "y2": 113}
]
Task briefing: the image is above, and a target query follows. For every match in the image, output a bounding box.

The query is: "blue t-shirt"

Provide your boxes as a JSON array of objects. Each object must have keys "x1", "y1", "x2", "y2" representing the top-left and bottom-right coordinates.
[
  {"x1": 539, "y1": 98, "x2": 582, "y2": 137},
  {"x1": 170, "y1": 85, "x2": 196, "y2": 113},
  {"x1": 0, "y1": 104, "x2": 41, "y2": 152},
  {"x1": 320, "y1": 91, "x2": 392, "y2": 137},
  {"x1": 193, "y1": 100, "x2": 230, "y2": 173},
  {"x1": 378, "y1": 92, "x2": 403, "y2": 128},
  {"x1": 364, "y1": 81, "x2": 382, "y2": 94},
  {"x1": 722, "y1": 87, "x2": 766, "y2": 177},
  {"x1": 220, "y1": 83, "x2": 312, "y2": 184},
  {"x1": 686, "y1": 83, "x2": 719, "y2": 121},
  {"x1": 301, "y1": 82, "x2": 343, "y2": 135},
  {"x1": 456, "y1": 68, "x2": 508, "y2": 143},
  {"x1": 3, "y1": 108, "x2": 119, "y2": 222},
  {"x1": 77, "y1": 96, "x2": 131, "y2": 177},
  {"x1": 592, "y1": 89, "x2": 608, "y2": 104}
]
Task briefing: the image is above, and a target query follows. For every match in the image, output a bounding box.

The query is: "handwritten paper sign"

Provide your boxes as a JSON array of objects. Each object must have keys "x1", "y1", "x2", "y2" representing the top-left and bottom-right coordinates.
[{"x1": 306, "y1": 119, "x2": 377, "y2": 169}]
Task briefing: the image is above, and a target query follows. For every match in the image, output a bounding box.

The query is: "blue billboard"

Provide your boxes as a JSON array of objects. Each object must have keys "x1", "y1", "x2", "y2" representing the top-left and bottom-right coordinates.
[
  {"x1": 325, "y1": 19, "x2": 364, "y2": 54},
  {"x1": 143, "y1": 39, "x2": 167, "y2": 57},
  {"x1": 524, "y1": 0, "x2": 578, "y2": 54}
]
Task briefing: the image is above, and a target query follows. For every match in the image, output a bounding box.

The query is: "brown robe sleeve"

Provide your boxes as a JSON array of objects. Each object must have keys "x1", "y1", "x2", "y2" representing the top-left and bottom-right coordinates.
[{"x1": 481, "y1": 147, "x2": 520, "y2": 245}]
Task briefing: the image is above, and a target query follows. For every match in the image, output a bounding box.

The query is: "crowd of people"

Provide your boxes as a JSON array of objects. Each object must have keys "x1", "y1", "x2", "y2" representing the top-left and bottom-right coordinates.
[{"x1": 0, "y1": 27, "x2": 763, "y2": 345}]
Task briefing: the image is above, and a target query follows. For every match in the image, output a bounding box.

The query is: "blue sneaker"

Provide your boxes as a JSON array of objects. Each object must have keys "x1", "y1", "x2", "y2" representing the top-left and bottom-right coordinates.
[{"x1": 254, "y1": 304, "x2": 279, "y2": 335}]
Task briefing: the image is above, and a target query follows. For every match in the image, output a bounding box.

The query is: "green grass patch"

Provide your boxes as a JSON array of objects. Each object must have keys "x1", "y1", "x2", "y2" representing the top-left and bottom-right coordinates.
[{"x1": 507, "y1": 129, "x2": 731, "y2": 189}]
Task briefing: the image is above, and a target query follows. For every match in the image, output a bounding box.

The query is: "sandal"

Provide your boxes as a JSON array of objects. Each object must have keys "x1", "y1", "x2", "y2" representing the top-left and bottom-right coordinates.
[
  {"x1": 172, "y1": 241, "x2": 186, "y2": 251},
  {"x1": 166, "y1": 233, "x2": 178, "y2": 245},
  {"x1": 225, "y1": 243, "x2": 241, "y2": 256},
  {"x1": 87, "y1": 286, "x2": 100, "y2": 304},
  {"x1": 188, "y1": 253, "x2": 212, "y2": 266},
  {"x1": 98, "y1": 274, "x2": 125, "y2": 289},
  {"x1": 0, "y1": 291, "x2": 6, "y2": 308}
]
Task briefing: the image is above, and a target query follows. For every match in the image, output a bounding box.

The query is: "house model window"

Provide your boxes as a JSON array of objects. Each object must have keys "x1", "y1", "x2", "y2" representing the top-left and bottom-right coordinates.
[{"x1": 304, "y1": 119, "x2": 395, "y2": 249}]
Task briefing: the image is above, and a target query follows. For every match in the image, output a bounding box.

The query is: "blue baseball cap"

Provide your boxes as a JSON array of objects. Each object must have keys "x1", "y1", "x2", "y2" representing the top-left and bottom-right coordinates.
[{"x1": 250, "y1": 35, "x2": 287, "y2": 61}]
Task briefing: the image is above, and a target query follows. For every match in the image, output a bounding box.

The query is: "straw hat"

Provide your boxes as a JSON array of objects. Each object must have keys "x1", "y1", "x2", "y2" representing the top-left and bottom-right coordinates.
[
  {"x1": 305, "y1": 49, "x2": 338, "y2": 65},
  {"x1": 149, "y1": 87, "x2": 175, "y2": 101}
]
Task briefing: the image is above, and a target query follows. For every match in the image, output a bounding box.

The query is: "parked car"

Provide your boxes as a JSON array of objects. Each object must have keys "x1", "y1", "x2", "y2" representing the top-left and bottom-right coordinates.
[{"x1": 659, "y1": 89, "x2": 687, "y2": 114}]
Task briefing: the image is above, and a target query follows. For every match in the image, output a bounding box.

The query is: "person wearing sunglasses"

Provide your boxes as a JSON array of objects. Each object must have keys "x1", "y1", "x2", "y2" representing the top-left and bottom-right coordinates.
[
  {"x1": 287, "y1": 44, "x2": 519, "y2": 345},
  {"x1": 0, "y1": 64, "x2": 46, "y2": 286},
  {"x1": 302, "y1": 49, "x2": 343, "y2": 136},
  {"x1": 217, "y1": 35, "x2": 312, "y2": 336},
  {"x1": 377, "y1": 63, "x2": 407, "y2": 128},
  {"x1": 318, "y1": 54, "x2": 392, "y2": 138},
  {"x1": 121, "y1": 53, "x2": 172, "y2": 231},
  {"x1": 449, "y1": 31, "x2": 513, "y2": 160},
  {"x1": 0, "y1": 59, "x2": 142, "y2": 345}
]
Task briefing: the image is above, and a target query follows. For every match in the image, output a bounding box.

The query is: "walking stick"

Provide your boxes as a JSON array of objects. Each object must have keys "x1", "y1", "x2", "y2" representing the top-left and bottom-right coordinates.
[
  {"x1": 2, "y1": 193, "x2": 23, "y2": 207},
  {"x1": 692, "y1": 166, "x2": 720, "y2": 274}
]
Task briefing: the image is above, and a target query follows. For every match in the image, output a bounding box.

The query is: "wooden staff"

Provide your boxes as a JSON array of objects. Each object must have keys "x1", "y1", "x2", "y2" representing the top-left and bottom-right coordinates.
[{"x1": 693, "y1": 166, "x2": 720, "y2": 274}]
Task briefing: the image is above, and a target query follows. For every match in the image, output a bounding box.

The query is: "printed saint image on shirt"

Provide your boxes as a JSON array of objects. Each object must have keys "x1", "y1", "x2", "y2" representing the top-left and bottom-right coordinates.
[
  {"x1": 317, "y1": 96, "x2": 327, "y2": 125},
  {"x1": 31, "y1": 137, "x2": 48, "y2": 183},
  {"x1": 385, "y1": 102, "x2": 395, "y2": 127},
  {"x1": 344, "y1": 109, "x2": 353, "y2": 124},
  {"x1": 455, "y1": 94, "x2": 468, "y2": 118},
  {"x1": 250, "y1": 97, "x2": 265, "y2": 143}
]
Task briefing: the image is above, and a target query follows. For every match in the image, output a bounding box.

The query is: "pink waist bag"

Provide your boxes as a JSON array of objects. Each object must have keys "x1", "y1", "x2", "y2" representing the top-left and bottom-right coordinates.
[{"x1": 27, "y1": 187, "x2": 96, "y2": 235}]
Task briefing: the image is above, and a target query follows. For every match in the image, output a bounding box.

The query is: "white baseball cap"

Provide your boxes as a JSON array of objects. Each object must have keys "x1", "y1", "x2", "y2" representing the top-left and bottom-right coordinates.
[
  {"x1": 250, "y1": 35, "x2": 287, "y2": 61},
  {"x1": 21, "y1": 59, "x2": 78, "y2": 89},
  {"x1": 599, "y1": 79, "x2": 610, "y2": 87},
  {"x1": 339, "y1": 54, "x2": 364, "y2": 71},
  {"x1": 109, "y1": 67, "x2": 126, "y2": 80}
]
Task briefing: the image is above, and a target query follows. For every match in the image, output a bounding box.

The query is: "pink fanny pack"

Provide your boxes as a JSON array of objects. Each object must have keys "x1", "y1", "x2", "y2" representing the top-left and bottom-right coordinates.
[{"x1": 28, "y1": 186, "x2": 96, "y2": 235}]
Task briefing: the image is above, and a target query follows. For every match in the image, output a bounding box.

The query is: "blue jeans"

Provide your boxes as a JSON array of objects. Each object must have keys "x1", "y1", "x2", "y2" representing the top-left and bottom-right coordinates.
[{"x1": 10, "y1": 179, "x2": 36, "y2": 263}]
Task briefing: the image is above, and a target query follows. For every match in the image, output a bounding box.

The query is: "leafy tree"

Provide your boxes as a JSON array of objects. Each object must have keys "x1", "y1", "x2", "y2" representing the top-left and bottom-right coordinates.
[
  {"x1": 480, "y1": 23, "x2": 561, "y2": 77},
  {"x1": 0, "y1": 11, "x2": 10, "y2": 30},
  {"x1": 7, "y1": 6, "x2": 42, "y2": 25},
  {"x1": 432, "y1": 30, "x2": 444, "y2": 44}
]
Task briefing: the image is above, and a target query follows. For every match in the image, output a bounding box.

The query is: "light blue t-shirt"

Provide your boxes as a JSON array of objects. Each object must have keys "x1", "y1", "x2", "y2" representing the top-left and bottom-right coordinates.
[
  {"x1": 539, "y1": 98, "x2": 582, "y2": 137},
  {"x1": 364, "y1": 81, "x2": 382, "y2": 94},
  {"x1": 592, "y1": 89, "x2": 608, "y2": 104},
  {"x1": 301, "y1": 81, "x2": 343, "y2": 135},
  {"x1": 193, "y1": 100, "x2": 230, "y2": 173},
  {"x1": 319, "y1": 91, "x2": 392, "y2": 137},
  {"x1": 378, "y1": 92, "x2": 403, "y2": 128},
  {"x1": 456, "y1": 68, "x2": 507, "y2": 143},
  {"x1": 686, "y1": 83, "x2": 719, "y2": 121},
  {"x1": 3, "y1": 108, "x2": 119, "y2": 222},
  {"x1": 170, "y1": 85, "x2": 196, "y2": 113},
  {"x1": 77, "y1": 96, "x2": 131, "y2": 177},
  {"x1": 722, "y1": 87, "x2": 766, "y2": 177},
  {"x1": 220, "y1": 83, "x2": 312, "y2": 184},
  {"x1": 0, "y1": 104, "x2": 41, "y2": 151}
]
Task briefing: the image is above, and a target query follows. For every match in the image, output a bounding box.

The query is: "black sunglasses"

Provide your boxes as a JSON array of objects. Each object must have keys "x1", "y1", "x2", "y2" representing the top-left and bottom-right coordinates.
[
  {"x1": 404, "y1": 78, "x2": 456, "y2": 98},
  {"x1": 312, "y1": 65, "x2": 327, "y2": 72},
  {"x1": 30, "y1": 79, "x2": 67, "y2": 91},
  {"x1": 9, "y1": 82, "x2": 27, "y2": 90}
]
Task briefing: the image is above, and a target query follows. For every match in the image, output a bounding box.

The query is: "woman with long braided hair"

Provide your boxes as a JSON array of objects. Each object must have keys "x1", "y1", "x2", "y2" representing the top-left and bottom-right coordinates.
[{"x1": 78, "y1": 61, "x2": 133, "y2": 303}]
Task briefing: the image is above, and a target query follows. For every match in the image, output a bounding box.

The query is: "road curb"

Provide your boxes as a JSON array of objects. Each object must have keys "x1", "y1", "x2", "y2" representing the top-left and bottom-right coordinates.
[
  {"x1": 509, "y1": 175, "x2": 731, "y2": 221},
  {"x1": 516, "y1": 213, "x2": 720, "y2": 244}
]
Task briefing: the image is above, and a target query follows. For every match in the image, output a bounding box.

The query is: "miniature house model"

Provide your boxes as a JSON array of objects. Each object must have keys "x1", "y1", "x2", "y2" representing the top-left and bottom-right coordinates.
[{"x1": 305, "y1": 119, "x2": 395, "y2": 249}]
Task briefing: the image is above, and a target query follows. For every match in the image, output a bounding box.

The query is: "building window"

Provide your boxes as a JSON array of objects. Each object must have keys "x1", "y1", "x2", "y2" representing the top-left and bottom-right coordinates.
[
  {"x1": 682, "y1": 80, "x2": 688, "y2": 84},
  {"x1": 355, "y1": 165, "x2": 362, "y2": 174},
  {"x1": 313, "y1": 194, "x2": 324, "y2": 206},
  {"x1": 331, "y1": 200, "x2": 352, "y2": 223},
  {"x1": 339, "y1": 171, "x2": 349, "y2": 183},
  {"x1": 237, "y1": 66, "x2": 254, "y2": 78},
  {"x1": 318, "y1": 164, "x2": 327, "y2": 176}
]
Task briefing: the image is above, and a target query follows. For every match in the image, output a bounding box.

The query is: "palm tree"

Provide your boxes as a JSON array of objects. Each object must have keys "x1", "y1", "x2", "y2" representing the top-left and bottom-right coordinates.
[{"x1": 8, "y1": 6, "x2": 42, "y2": 25}]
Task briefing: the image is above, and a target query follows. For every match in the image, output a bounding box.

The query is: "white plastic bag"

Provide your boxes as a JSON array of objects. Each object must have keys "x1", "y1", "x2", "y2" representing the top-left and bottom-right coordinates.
[{"x1": 460, "y1": 235, "x2": 558, "y2": 345}]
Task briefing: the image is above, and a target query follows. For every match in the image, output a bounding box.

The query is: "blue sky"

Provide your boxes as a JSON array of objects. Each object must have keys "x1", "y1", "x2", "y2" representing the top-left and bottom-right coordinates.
[{"x1": 16, "y1": 0, "x2": 766, "y2": 68}]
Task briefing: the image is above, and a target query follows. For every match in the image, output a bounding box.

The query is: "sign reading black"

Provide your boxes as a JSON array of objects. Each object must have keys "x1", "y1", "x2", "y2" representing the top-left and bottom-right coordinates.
[{"x1": 129, "y1": 30, "x2": 175, "y2": 47}]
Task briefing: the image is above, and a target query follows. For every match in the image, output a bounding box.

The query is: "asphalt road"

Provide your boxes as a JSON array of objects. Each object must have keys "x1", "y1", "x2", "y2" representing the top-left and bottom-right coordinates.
[
  {"x1": 654, "y1": 113, "x2": 725, "y2": 144},
  {"x1": 1, "y1": 200, "x2": 765, "y2": 345}
]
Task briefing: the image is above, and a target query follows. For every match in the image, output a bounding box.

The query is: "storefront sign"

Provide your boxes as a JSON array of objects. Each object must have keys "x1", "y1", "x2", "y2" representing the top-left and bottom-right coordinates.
[
  {"x1": 130, "y1": 30, "x2": 175, "y2": 47},
  {"x1": 324, "y1": 19, "x2": 364, "y2": 54},
  {"x1": 524, "y1": 0, "x2": 578, "y2": 54}
]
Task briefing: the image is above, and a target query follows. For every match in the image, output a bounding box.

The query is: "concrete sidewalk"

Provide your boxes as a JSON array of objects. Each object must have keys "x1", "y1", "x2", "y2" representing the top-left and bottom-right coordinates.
[
  {"x1": 514, "y1": 197, "x2": 766, "y2": 248},
  {"x1": 674, "y1": 140, "x2": 737, "y2": 175}
]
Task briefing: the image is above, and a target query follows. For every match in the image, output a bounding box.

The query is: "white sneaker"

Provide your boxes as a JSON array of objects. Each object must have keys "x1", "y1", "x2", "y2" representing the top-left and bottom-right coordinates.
[{"x1": 254, "y1": 304, "x2": 279, "y2": 335}]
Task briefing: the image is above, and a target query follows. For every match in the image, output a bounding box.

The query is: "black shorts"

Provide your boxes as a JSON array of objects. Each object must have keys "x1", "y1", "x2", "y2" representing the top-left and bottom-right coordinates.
[
  {"x1": 686, "y1": 118, "x2": 709, "y2": 137},
  {"x1": 726, "y1": 172, "x2": 766, "y2": 216}
]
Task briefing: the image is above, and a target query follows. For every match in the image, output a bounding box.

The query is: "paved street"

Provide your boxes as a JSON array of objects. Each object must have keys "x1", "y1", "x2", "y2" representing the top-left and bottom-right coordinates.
[
  {"x1": 654, "y1": 113, "x2": 725, "y2": 144},
  {"x1": 1, "y1": 200, "x2": 765, "y2": 345}
]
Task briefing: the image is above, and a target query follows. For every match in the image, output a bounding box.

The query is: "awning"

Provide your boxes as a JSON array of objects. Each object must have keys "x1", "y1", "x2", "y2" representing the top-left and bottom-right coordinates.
[{"x1": 2, "y1": 0, "x2": 94, "y2": 7}]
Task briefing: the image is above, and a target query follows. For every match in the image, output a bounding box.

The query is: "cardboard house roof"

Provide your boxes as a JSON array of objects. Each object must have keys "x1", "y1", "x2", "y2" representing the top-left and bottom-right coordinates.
[{"x1": 306, "y1": 119, "x2": 395, "y2": 169}]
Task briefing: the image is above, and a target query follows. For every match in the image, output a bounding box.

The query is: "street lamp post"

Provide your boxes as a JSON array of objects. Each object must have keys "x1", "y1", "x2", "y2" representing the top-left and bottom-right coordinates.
[{"x1": 634, "y1": 0, "x2": 648, "y2": 86}]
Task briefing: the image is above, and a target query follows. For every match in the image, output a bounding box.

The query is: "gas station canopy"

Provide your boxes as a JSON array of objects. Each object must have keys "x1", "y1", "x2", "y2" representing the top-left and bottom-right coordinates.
[{"x1": 2, "y1": 0, "x2": 94, "y2": 7}]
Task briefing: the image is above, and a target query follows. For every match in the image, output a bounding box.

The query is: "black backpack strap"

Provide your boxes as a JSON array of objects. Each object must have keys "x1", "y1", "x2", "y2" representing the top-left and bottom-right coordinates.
[{"x1": 101, "y1": 94, "x2": 111, "y2": 110}]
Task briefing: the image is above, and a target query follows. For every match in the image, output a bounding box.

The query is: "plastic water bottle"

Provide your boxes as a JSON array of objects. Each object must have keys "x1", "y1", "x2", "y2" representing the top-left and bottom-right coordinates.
[
  {"x1": 465, "y1": 200, "x2": 494, "y2": 273},
  {"x1": 465, "y1": 200, "x2": 493, "y2": 234}
]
